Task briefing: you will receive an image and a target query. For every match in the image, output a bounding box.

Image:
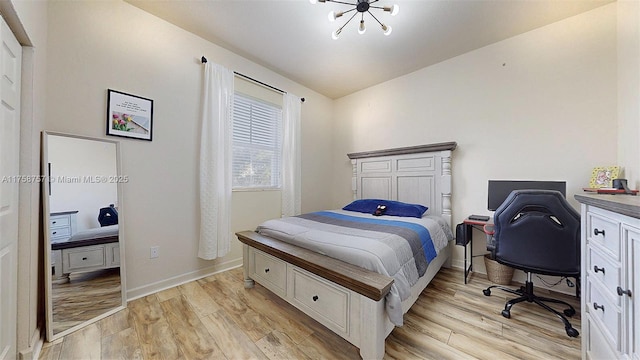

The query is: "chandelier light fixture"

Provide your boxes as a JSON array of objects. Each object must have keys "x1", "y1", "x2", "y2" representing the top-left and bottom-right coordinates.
[{"x1": 309, "y1": 0, "x2": 399, "y2": 40}]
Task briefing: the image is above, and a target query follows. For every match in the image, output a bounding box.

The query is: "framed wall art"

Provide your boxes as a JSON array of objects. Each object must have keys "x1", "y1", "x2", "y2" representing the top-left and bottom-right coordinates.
[
  {"x1": 589, "y1": 165, "x2": 620, "y2": 188},
  {"x1": 107, "y1": 89, "x2": 153, "y2": 141}
]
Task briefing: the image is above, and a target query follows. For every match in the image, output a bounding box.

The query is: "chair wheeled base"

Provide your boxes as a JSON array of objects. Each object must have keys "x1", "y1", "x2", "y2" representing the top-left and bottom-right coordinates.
[{"x1": 483, "y1": 272, "x2": 579, "y2": 338}]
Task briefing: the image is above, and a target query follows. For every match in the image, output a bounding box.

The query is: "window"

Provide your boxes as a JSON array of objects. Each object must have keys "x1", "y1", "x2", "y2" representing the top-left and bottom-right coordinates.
[{"x1": 232, "y1": 92, "x2": 282, "y2": 189}]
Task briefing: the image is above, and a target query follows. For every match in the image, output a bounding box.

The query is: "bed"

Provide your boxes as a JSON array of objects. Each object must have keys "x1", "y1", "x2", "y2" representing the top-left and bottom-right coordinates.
[
  {"x1": 236, "y1": 142, "x2": 456, "y2": 359},
  {"x1": 51, "y1": 225, "x2": 120, "y2": 282}
]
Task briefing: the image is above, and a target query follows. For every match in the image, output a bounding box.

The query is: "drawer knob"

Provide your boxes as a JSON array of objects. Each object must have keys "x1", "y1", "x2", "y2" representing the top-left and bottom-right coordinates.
[
  {"x1": 264, "y1": 268, "x2": 270, "y2": 273},
  {"x1": 593, "y1": 266, "x2": 605, "y2": 274},
  {"x1": 617, "y1": 286, "x2": 632, "y2": 297},
  {"x1": 312, "y1": 295, "x2": 319, "y2": 302},
  {"x1": 52, "y1": 231, "x2": 57, "y2": 235},
  {"x1": 82, "y1": 257, "x2": 88, "y2": 261},
  {"x1": 593, "y1": 228, "x2": 605, "y2": 236},
  {"x1": 52, "y1": 221, "x2": 57, "y2": 224},
  {"x1": 593, "y1": 302, "x2": 605, "y2": 312}
]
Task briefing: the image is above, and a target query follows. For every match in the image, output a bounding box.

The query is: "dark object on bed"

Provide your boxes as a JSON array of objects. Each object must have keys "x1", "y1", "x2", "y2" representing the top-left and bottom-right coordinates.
[
  {"x1": 98, "y1": 204, "x2": 118, "y2": 226},
  {"x1": 373, "y1": 204, "x2": 387, "y2": 216},
  {"x1": 482, "y1": 189, "x2": 581, "y2": 337}
]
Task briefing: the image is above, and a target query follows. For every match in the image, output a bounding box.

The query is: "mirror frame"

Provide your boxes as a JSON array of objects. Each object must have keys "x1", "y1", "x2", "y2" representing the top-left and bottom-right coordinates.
[{"x1": 42, "y1": 131, "x2": 127, "y2": 341}]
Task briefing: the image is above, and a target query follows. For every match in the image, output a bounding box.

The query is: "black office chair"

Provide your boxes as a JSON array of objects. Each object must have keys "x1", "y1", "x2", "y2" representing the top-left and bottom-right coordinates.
[{"x1": 482, "y1": 190, "x2": 581, "y2": 337}]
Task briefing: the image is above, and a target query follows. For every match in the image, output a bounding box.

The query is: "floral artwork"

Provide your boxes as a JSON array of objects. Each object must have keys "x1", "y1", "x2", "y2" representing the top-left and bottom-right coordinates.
[
  {"x1": 111, "y1": 112, "x2": 150, "y2": 135},
  {"x1": 589, "y1": 166, "x2": 620, "y2": 188},
  {"x1": 107, "y1": 89, "x2": 153, "y2": 141},
  {"x1": 112, "y1": 112, "x2": 133, "y2": 132}
]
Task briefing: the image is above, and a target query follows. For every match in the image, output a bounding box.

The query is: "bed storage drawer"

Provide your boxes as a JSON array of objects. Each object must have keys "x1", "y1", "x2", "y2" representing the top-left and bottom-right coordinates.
[
  {"x1": 62, "y1": 245, "x2": 106, "y2": 273},
  {"x1": 291, "y1": 267, "x2": 350, "y2": 335},
  {"x1": 249, "y1": 248, "x2": 287, "y2": 297}
]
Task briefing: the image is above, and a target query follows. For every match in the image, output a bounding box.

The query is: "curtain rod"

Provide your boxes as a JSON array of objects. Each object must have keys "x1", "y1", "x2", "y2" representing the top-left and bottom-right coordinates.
[{"x1": 201, "y1": 56, "x2": 305, "y2": 102}]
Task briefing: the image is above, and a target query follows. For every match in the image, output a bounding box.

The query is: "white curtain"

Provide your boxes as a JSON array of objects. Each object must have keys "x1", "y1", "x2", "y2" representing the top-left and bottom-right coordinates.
[
  {"x1": 198, "y1": 62, "x2": 234, "y2": 260},
  {"x1": 281, "y1": 93, "x2": 301, "y2": 217}
]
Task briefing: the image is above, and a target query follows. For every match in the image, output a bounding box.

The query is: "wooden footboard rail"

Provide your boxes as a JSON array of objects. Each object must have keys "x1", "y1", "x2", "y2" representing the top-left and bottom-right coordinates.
[
  {"x1": 237, "y1": 230, "x2": 398, "y2": 359},
  {"x1": 236, "y1": 231, "x2": 393, "y2": 300}
]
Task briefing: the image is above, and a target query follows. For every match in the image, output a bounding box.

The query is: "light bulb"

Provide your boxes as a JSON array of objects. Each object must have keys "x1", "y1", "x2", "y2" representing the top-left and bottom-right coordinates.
[
  {"x1": 358, "y1": 20, "x2": 366, "y2": 34},
  {"x1": 332, "y1": 28, "x2": 341, "y2": 40},
  {"x1": 391, "y1": 4, "x2": 399, "y2": 16},
  {"x1": 384, "y1": 5, "x2": 399, "y2": 16},
  {"x1": 382, "y1": 24, "x2": 392, "y2": 36},
  {"x1": 328, "y1": 11, "x2": 343, "y2": 22}
]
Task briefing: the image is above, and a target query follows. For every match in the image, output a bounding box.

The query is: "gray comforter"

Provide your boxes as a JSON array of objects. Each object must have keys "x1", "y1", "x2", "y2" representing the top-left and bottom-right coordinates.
[{"x1": 256, "y1": 210, "x2": 453, "y2": 326}]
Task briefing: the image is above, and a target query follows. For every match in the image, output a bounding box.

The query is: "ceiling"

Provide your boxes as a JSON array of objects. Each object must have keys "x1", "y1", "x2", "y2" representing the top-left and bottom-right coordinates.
[{"x1": 126, "y1": 0, "x2": 612, "y2": 99}]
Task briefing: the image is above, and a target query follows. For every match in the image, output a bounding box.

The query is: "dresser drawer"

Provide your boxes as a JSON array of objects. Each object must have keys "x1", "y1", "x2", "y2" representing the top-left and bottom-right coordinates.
[
  {"x1": 250, "y1": 248, "x2": 287, "y2": 297},
  {"x1": 49, "y1": 226, "x2": 71, "y2": 240},
  {"x1": 586, "y1": 246, "x2": 622, "y2": 306},
  {"x1": 588, "y1": 213, "x2": 621, "y2": 260},
  {"x1": 584, "y1": 313, "x2": 619, "y2": 360},
  {"x1": 49, "y1": 215, "x2": 71, "y2": 228},
  {"x1": 586, "y1": 279, "x2": 621, "y2": 351},
  {"x1": 62, "y1": 246, "x2": 106, "y2": 273},
  {"x1": 291, "y1": 267, "x2": 349, "y2": 335}
]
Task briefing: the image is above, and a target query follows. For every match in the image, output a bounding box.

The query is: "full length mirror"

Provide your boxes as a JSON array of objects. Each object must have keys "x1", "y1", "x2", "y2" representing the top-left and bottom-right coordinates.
[{"x1": 42, "y1": 132, "x2": 126, "y2": 341}]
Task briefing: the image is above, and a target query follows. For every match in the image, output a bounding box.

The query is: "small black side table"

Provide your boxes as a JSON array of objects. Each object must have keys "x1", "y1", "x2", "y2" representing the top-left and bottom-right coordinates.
[{"x1": 456, "y1": 216, "x2": 493, "y2": 284}]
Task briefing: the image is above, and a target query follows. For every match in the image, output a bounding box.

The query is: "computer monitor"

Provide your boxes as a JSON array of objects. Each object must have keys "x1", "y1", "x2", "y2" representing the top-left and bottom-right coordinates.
[{"x1": 487, "y1": 180, "x2": 566, "y2": 211}]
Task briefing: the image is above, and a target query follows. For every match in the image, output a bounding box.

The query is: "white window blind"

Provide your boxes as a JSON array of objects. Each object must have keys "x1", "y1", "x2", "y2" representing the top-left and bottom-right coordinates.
[{"x1": 232, "y1": 93, "x2": 282, "y2": 189}]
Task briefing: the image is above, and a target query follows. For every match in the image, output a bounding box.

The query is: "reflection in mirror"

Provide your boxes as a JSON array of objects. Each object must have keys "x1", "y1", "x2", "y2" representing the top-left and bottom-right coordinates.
[{"x1": 42, "y1": 132, "x2": 126, "y2": 341}]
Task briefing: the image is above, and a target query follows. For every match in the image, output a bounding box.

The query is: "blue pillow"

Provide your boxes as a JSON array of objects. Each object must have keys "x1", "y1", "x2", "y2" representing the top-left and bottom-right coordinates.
[{"x1": 342, "y1": 199, "x2": 428, "y2": 218}]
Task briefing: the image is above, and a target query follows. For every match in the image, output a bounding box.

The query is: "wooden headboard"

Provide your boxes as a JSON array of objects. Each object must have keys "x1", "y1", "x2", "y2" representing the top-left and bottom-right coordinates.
[{"x1": 347, "y1": 142, "x2": 457, "y2": 227}]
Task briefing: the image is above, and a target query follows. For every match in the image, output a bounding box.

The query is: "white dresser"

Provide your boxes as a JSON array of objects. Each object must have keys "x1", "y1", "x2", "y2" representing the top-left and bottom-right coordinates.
[
  {"x1": 576, "y1": 194, "x2": 640, "y2": 360},
  {"x1": 49, "y1": 211, "x2": 78, "y2": 243},
  {"x1": 49, "y1": 211, "x2": 78, "y2": 280}
]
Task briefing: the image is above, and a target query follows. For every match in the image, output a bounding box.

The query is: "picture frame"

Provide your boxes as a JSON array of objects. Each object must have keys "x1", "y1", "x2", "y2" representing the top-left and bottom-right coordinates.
[
  {"x1": 589, "y1": 165, "x2": 620, "y2": 188},
  {"x1": 107, "y1": 89, "x2": 153, "y2": 141}
]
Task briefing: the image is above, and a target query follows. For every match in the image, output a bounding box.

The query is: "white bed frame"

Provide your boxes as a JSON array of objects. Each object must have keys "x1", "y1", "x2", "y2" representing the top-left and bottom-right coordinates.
[{"x1": 239, "y1": 142, "x2": 457, "y2": 359}]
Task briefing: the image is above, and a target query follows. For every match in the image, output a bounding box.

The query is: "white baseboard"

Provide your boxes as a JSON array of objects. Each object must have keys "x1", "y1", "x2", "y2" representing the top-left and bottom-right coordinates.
[
  {"x1": 126, "y1": 257, "x2": 243, "y2": 301},
  {"x1": 19, "y1": 327, "x2": 43, "y2": 360},
  {"x1": 451, "y1": 258, "x2": 465, "y2": 270}
]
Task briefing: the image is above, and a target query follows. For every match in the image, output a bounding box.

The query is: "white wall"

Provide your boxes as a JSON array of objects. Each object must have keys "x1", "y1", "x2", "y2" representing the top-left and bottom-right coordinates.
[
  {"x1": 45, "y1": 0, "x2": 334, "y2": 299},
  {"x1": 617, "y1": 0, "x2": 640, "y2": 189},
  {"x1": 48, "y1": 135, "x2": 118, "y2": 231},
  {"x1": 331, "y1": 4, "x2": 618, "y2": 290}
]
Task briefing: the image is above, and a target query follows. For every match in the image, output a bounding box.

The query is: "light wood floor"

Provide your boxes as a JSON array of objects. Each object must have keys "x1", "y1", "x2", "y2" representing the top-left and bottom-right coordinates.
[
  {"x1": 39, "y1": 267, "x2": 581, "y2": 360},
  {"x1": 51, "y1": 268, "x2": 122, "y2": 335}
]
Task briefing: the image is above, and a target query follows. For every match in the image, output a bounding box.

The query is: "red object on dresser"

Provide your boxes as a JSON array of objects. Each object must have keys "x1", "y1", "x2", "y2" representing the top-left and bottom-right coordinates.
[{"x1": 583, "y1": 187, "x2": 639, "y2": 195}]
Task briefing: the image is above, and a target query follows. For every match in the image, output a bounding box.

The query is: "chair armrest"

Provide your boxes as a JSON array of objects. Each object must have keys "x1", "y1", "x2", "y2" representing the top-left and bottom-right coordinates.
[{"x1": 484, "y1": 224, "x2": 497, "y2": 258}]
